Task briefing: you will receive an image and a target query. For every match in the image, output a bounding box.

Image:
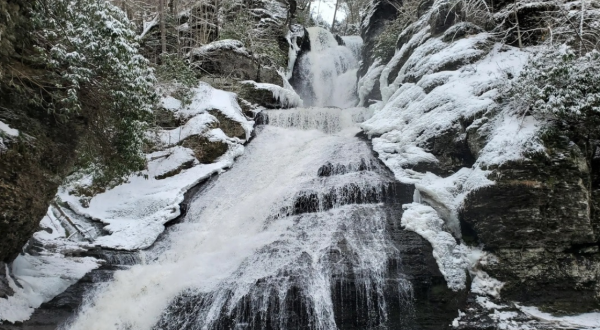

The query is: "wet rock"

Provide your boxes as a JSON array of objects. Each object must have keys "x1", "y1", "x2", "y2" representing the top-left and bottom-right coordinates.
[
  {"x1": 485, "y1": 248, "x2": 600, "y2": 313},
  {"x1": 0, "y1": 262, "x2": 14, "y2": 298},
  {"x1": 236, "y1": 83, "x2": 282, "y2": 109},
  {"x1": 155, "y1": 159, "x2": 195, "y2": 180},
  {"x1": 462, "y1": 147, "x2": 595, "y2": 250},
  {"x1": 357, "y1": 0, "x2": 400, "y2": 79},
  {"x1": 189, "y1": 40, "x2": 280, "y2": 86},
  {"x1": 208, "y1": 109, "x2": 246, "y2": 140},
  {"x1": 154, "y1": 107, "x2": 183, "y2": 128},
  {"x1": 180, "y1": 135, "x2": 228, "y2": 164},
  {"x1": 428, "y1": 0, "x2": 458, "y2": 36}
]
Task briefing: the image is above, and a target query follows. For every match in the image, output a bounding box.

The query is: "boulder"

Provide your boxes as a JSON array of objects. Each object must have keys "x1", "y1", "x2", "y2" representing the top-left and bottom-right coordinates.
[
  {"x1": 189, "y1": 40, "x2": 281, "y2": 86},
  {"x1": 179, "y1": 135, "x2": 228, "y2": 164}
]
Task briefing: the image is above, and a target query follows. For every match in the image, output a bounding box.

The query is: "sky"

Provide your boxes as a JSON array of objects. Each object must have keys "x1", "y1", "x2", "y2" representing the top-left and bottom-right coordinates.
[{"x1": 310, "y1": 0, "x2": 347, "y2": 27}]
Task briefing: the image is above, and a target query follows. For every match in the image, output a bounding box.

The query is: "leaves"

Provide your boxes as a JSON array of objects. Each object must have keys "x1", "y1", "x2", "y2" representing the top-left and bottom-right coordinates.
[
  {"x1": 513, "y1": 45, "x2": 600, "y2": 158},
  {"x1": 33, "y1": 0, "x2": 157, "y2": 188}
]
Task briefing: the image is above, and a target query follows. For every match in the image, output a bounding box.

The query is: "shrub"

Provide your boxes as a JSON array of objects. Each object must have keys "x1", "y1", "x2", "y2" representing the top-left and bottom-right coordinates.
[{"x1": 513, "y1": 46, "x2": 600, "y2": 163}]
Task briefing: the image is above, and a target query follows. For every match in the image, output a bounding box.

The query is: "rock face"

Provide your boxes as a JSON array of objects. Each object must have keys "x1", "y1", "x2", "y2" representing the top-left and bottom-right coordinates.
[
  {"x1": 189, "y1": 40, "x2": 280, "y2": 85},
  {"x1": 359, "y1": 0, "x2": 600, "y2": 319},
  {"x1": 0, "y1": 93, "x2": 80, "y2": 263},
  {"x1": 461, "y1": 141, "x2": 600, "y2": 312}
]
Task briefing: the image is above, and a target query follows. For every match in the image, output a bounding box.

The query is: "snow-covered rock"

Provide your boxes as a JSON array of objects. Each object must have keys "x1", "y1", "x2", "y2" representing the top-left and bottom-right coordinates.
[{"x1": 58, "y1": 83, "x2": 253, "y2": 251}]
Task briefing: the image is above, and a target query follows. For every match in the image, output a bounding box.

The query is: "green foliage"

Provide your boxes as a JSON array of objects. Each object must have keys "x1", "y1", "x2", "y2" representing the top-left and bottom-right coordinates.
[
  {"x1": 512, "y1": 46, "x2": 600, "y2": 160},
  {"x1": 220, "y1": 5, "x2": 286, "y2": 70},
  {"x1": 32, "y1": 0, "x2": 157, "y2": 188},
  {"x1": 155, "y1": 54, "x2": 197, "y2": 88},
  {"x1": 220, "y1": 9, "x2": 255, "y2": 43},
  {"x1": 373, "y1": 18, "x2": 404, "y2": 63},
  {"x1": 0, "y1": 0, "x2": 33, "y2": 59},
  {"x1": 155, "y1": 54, "x2": 198, "y2": 107}
]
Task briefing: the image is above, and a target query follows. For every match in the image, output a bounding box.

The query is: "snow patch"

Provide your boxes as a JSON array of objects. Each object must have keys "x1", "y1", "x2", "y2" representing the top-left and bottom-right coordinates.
[
  {"x1": 189, "y1": 39, "x2": 250, "y2": 57},
  {"x1": 519, "y1": 306, "x2": 600, "y2": 329},
  {"x1": 59, "y1": 145, "x2": 244, "y2": 250},
  {"x1": 241, "y1": 80, "x2": 303, "y2": 108},
  {"x1": 0, "y1": 120, "x2": 19, "y2": 137},
  {"x1": 0, "y1": 209, "x2": 100, "y2": 323}
]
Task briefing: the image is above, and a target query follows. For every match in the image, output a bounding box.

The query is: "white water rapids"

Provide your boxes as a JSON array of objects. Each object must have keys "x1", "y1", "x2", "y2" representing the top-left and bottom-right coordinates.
[{"x1": 63, "y1": 27, "x2": 414, "y2": 330}]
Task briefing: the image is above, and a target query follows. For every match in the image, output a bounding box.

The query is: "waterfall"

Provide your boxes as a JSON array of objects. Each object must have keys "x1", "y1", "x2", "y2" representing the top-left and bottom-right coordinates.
[
  {"x1": 63, "y1": 28, "x2": 417, "y2": 330},
  {"x1": 291, "y1": 27, "x2": 359, "y2": 108}
]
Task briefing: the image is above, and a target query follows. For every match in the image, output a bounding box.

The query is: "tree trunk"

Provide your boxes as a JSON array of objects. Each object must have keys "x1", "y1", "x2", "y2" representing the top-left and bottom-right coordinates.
[
  {"x1": 580, "y1": 0, "x2": 585, "y2": 55},
  {"x1": 514, "y1": 0, "x2": 522, "y2": 48},
  {"x1": 159, "y1": 0, "x2": 167, "y2": 54},
  {"x1": 330, "y1": 0, "x2": 340, "y2": 33}
]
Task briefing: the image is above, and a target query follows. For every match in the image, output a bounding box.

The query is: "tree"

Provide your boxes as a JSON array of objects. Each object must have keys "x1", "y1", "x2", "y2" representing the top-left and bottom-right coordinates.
[
  {"x1": 160, "y1": 0, "x2": 167, "y2": 53},
  {"x1": 34, "y1": 0, "x2": 157, "y2": 187},
  {"x1": 330, "y1": 0, "x2": 340, "y2": 33}
]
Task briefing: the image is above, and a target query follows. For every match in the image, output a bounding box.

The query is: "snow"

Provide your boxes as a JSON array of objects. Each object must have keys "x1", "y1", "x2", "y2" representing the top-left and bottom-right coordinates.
[
  {"x1": 362, "y1": 40, "x2": 533, "y2": 184},
  {"x1": 0, "y1": 120, "x2": 19, "y2": 137},
  {"x1": 401, "y1": 203, "x2": 468, "y2": 291},
  {"x1": 519, "y1": 306, "x2": 600, "y2": 329},
  {"x1": 241, "y1": 80, "x2": 303, "y2": 108},
  {"x1": 0, "y1": 120, "x2": 19, "y2": 152},
  {"x1": 160, "y1": 96, "x2": 181, "y2": 111},
  {"x1": 159, "y1": 82, "x2": 254, "y2": 140},
  {"x1": 155, "y1": 112, "x2": 216, "y2": 146},
  {"x1": 476, "y1": 114, "x2": 544, "y2": 167},
  {"x1": 58, "y1": 84, "x2": 252, "y2": 250},
  {"x1": 0, "y1": 208, "x2": 100, "y2": 323},
  {"x1": 147, "y1": 146, "x2": 197, "y2": 179},
  {"x1": 59, "y1": 144, "x2": 244, "y2": 251},
  {"x1": 471, "y1": 270, "x2": 504, "y2": 298},
  {"x1": 189, "y1": 39, "x2": 250, "y2": 57},
  {"x1": 139, "y1": 14, "x2": 158, "y2": 39}
]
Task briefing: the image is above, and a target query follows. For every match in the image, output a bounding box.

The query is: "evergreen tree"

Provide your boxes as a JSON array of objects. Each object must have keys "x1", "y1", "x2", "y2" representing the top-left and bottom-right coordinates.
[{"x1": 33, "y1": 0, "x2": 157, "y2": 187}]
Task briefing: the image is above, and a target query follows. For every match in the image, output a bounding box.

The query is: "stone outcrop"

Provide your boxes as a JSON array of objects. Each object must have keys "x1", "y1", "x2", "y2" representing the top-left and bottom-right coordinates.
[
  {"x1": 0, "y1": 93, "x2": 81, "y2": 263},
  {"x1": 460, "y1": 141, "x2": 600, "y2": 312},
  {"x1": 360, "y1": 0, "x2": 600, "y2": 319},
  {"x1": 189, "y1": 40, "x2": 280, "y2": 85}
]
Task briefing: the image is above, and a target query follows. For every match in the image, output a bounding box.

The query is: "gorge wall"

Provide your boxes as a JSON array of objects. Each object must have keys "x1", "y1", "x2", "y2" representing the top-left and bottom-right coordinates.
[{"x1": 358, "y1": 0, "x2": 600, "y2": 321}]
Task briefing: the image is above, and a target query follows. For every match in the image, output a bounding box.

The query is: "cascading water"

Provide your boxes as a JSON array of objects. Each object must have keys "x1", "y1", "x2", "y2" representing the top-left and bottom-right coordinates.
[
  {"x1": 290, "y1": 27, "x2": 359, "y2": 108},
  {"x1": 62, "y1": 28, "x2": 420, "y2": 330}
]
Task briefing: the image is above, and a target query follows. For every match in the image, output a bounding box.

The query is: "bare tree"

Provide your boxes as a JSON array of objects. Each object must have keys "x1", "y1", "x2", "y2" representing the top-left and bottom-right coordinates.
[
  {"x1": 159, "y1": 0, "x2": 167, "y2": 53},
  {"x1": 331, "y1": 0, "x2": 340, "y2": 33}
]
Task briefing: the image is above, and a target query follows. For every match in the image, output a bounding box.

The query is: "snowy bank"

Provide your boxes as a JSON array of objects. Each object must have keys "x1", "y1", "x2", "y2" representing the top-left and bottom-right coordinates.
[
  {"x1": 0, "y1": 208, "x2": 100, "y2": 323},
  {"x1": 59, "y1": 83, "x2": 252, "y2": 250}
]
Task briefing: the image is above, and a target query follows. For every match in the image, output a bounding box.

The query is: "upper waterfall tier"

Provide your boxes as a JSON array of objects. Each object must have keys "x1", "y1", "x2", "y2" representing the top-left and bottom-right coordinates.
[{"x1": 290, "y1": 27, "x2": 363, "y2": 108}]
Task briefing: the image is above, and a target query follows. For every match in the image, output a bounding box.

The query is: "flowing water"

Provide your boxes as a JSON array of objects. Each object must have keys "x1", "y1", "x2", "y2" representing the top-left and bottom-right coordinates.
[{"x1": 63, "y1": 27, "x2": 420, "y2": 330}]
